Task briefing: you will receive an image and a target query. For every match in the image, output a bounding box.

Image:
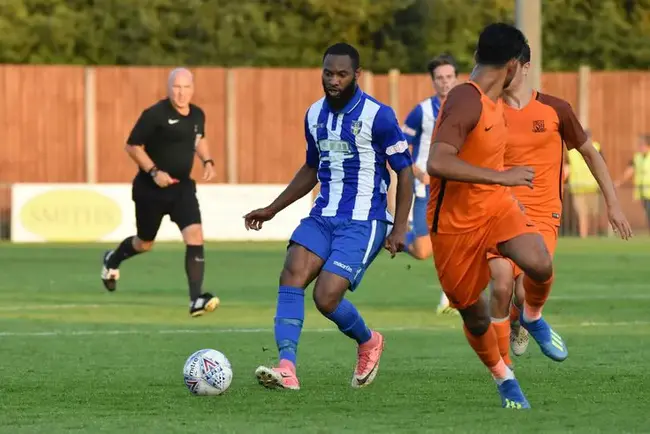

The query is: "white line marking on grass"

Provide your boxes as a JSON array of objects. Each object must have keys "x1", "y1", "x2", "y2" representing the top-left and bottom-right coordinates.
[
  {"x1": 0, "y1": 304, "x2": 103, "y2": 311},
  {"x1": 551, "y1": 294, "x2": 650, "y2": 301},
  {"x1": 0, "y1": 321, "x2": 649, "y2": 338}
]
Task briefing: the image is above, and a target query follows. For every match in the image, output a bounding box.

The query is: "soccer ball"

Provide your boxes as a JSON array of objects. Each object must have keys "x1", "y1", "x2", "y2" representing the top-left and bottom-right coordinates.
[{"x1": 183, "y1": 349, "x2": 233, "y2": 396}]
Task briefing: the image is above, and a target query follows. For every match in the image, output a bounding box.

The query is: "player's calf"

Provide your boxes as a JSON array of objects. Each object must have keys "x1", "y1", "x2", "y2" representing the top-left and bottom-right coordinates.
[
  {"x1": 314, "y1": 271, "x2": 385, "y2": 388},
  {"x1": 510, "y1": 275, "x2": 529, "y2": 356},
  {"x1": 488, "y1": 258, "x2": 515, "y2": 367},
  {"x1": 100, "y1": 236, "x2": 149, "y2": 292},
  {"x1": 459, "y1": 297, "x2": 530, "y2": 408}
]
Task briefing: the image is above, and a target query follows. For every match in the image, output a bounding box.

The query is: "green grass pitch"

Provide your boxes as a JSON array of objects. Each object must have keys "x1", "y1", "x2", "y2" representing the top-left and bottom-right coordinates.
[{"x1": 0, "y1": 238, "x2": 648, "y2": 433}]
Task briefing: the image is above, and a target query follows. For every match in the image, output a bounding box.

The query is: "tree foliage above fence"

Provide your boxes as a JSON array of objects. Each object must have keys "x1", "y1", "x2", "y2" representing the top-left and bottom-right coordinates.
[{"x1": 0, "y1": 0, "x2": 648, "y2": 72}]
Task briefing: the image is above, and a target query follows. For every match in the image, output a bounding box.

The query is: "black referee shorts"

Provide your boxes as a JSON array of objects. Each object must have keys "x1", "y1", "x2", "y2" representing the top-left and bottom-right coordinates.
[{"x1": 131, "y1": 178, "x2": 202, "y2": 242}]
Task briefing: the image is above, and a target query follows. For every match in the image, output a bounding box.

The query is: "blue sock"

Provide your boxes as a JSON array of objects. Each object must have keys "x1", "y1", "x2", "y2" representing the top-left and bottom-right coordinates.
[
  {"x1": 325, "y1": 299, "x2": 372, "y2": 344},
  {"x1": 400, "y1": 231, "x2": 417, "y2": 253},
  {"x1": 274, "y1": 286, "x2": 305, "y2": 365}
]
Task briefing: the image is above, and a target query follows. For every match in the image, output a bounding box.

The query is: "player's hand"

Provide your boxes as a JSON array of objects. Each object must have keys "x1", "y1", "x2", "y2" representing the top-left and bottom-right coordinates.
[
  {"x1": 499, "y1": 166, "x2": 535, "y2": 188},
  {"x1": 607, "y1": 204, "x2": 633, "y2": 240},
  {"x1": 153, "y1": 171, "x2": 179, "y2": 188},
  {"x1": 244, "y1": 207, "x2": 277, "y2": 231},
  {"x1": 413, "y1": 167, "x2": 430, "y2": 185},
  {"x1": 384, "y1": 227, "x2": 406, "y2": 258},
  {"x1": 203, "y1": 162, "x2": 216, "y2": 181}
]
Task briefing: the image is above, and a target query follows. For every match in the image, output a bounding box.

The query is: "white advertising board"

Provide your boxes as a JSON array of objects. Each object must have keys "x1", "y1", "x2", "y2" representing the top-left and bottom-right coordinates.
[{"x1": 11, "y1": 183, "x2": 313, "y2": 243}]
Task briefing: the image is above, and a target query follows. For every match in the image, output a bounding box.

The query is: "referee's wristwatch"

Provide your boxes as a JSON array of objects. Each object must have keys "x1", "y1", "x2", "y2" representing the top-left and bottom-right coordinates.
[
  {"x1": 203, "y1": 159, "x2": 214, "y2": 167},
  {"x1": 148, "y1": 166, "x2": 159, "y2": 178}
]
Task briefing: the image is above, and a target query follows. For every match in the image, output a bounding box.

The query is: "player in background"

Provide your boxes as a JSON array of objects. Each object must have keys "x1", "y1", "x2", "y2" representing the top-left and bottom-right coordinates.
[
  {"x1": 488, "y1": 44, "x2": 632, "y2": 361},
  {"x1": 427, "y1": 23, "x2": 569, "y2": 409},
  {"x1": 243, "y1": 43, "x2": 414, "y2": 391},
  {"x1": 401, "y1": 54, "x2": 459, "y2": 315}
]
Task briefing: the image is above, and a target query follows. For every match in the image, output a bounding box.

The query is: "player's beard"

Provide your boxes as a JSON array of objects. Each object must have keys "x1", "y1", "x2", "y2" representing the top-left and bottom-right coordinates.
[{"x1": 323, "y1": 77, "x2": 358, "y2": 111}]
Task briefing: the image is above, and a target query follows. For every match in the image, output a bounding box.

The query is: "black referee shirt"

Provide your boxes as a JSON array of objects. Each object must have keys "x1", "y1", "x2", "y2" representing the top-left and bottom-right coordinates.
[{"x1": 127, "y1": 98, "x2": 206, "y2": 184}]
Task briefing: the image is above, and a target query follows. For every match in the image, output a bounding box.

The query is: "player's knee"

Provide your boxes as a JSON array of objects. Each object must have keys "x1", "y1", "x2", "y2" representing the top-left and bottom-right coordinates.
[
  {"x1": 181, "y1": 224, "x2": 203, "y2": 245},
  {"x1": 462, "y1": 315, "x2": 491, "y2": 336},
  {"x1": 459, "y1": 303, "x2": 491, "y2": 336},
  {"x1": 490, "y1": 280, "x2": 512, "y2": 318},
  {"x1": 134, "y1": 237, "x2": 154, "y2": 252},
  {"x1": 312, "y1": 288, "x2": 340, "y2": 315},
  {"x1": 279, "y1": 265, "x2": 309, "y2": 288},
  {"x1": 528, "y1": 254, "x2": 553, "y2": 283}
]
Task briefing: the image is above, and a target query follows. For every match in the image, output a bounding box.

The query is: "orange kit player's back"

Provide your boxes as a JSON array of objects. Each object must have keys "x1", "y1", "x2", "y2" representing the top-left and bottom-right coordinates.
[
  {"x1": 427, "y1": 82, "x2": 516, "y2": 234},
  {"x1": 504, "y1": 91, "x2": 586, "y2": 229}
]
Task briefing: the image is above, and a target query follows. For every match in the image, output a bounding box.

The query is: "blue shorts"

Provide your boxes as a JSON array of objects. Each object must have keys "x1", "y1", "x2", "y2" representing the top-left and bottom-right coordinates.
[
  {"x1": 290, "y1": 215, "x2": 388, "y2": 291},
  {"x1": 412, "y1": 186, "x2": 430, "y2": 237}
]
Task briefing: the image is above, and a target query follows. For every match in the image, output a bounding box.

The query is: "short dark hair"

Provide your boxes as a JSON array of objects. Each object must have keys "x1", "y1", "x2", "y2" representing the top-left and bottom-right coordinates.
[
  {"x1": 475, "y1": 23, "x2": 528, "y2": 66},
  {"x1": 427, "y1": 54, "x2": 458, "y2": 77},
  {"x1": 519, "y1": 43, "x2": 531, "y2": 64},
  {"x1": 323, "y1": 43, "x2": 360, "y2": 70}
]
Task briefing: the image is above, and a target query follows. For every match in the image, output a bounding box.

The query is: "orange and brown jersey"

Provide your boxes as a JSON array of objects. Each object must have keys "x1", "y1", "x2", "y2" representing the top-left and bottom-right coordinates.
[
  {"x1": 504, "y1": 91, "x2": 587, "y2": 224},
  {"x1": 427, "y1": 82, "x2": 514, "y2": 234}
]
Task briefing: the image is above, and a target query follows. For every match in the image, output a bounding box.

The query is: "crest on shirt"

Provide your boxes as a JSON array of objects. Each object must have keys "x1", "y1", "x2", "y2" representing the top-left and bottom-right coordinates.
[
  {"x1": 351, "y1": 120, "x2": 363, "y2": 136},
  {"x1": 532, "y1": 120, "x2": 546, "y2": 133}
]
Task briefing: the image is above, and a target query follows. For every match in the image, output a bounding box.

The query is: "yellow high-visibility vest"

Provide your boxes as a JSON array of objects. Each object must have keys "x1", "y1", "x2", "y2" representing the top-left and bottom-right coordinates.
[
  {"x1": 568, "y1": 141, "x2": 600, "y2": 194},
  {"x1": 632, "y1": 151, "x2": 650, "y2": 200}
]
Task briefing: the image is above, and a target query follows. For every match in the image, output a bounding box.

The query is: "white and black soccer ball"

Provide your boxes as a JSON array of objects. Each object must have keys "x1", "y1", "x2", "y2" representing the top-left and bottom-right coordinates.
[{"x1": 183, "y1": 349, "x2": 233, "y2": 396}]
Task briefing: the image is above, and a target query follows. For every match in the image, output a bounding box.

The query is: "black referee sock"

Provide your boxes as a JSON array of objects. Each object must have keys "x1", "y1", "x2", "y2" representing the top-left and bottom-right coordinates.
[
  {"x1": 107, "y1": 236, "x2": 141, "y2": 268},
  {"x1": 185, "y1": 245, "x2": 205, "y2": 301}
]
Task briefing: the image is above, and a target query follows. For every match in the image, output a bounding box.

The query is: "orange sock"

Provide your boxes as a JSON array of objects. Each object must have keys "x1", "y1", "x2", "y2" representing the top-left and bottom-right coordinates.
[
  {"x1": 509, "y1": 303, "x2": 520, "y2": 323},
  {"x1": 463, "y1": 324, "x2": 509, "y2": 379},
  {"x1": 523, "y1": 274, "x2": 554, "y2": 321},
  {"x1": 491, "y1": 318, "x2": 512, "y2": 367}
]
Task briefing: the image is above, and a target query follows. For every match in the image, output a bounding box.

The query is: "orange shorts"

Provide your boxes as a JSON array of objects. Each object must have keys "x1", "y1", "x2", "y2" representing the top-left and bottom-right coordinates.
[
  {"x1": 486, "y1": 219, "x2": 559, "y2": 278},
  {"x1": 431, "y1": 202, "x2": 537, "y2": 310}
]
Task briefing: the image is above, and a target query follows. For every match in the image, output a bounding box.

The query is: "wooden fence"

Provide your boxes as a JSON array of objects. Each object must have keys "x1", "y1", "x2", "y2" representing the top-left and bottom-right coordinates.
[{"x1": 0, "y1": 65, "x2": 649, "y2": 234}]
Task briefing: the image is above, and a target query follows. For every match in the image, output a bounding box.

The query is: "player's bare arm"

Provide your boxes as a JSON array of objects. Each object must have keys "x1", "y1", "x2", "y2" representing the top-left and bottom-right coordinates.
[
  {"x1": 576, "y1": 141, "x2": 632, "y2": 239},
  {"x1": 426, "y1": 84, "x2": 534, "y2": 188},
  {"x1": 385, "y1": 166, "x2": 414, "y2": 257},
  {"x1": 244, "y1": 164, "x2": 318, "y2": 231},
  {"x1": 428, "y1": 141, "x2": 534, "y2": 187}
]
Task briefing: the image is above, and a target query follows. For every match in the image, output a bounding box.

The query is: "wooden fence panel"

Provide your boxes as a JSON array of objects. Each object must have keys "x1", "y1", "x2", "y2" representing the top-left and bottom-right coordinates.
[
  {"x1": 234, "y1": 68, "x2": 322, "y2": 183},
  {"x1": 0, "y1": 65, "x2": 85, "y2": 183}
]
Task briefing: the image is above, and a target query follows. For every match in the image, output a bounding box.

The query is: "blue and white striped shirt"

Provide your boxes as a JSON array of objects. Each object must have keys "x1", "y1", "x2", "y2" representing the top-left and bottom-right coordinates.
[
  {"x1": 305, "y1": 87, "x2": 412, "y2": 223},
  {"x1": 402, "y1": 96, "x2": 442, "y2": 198}
]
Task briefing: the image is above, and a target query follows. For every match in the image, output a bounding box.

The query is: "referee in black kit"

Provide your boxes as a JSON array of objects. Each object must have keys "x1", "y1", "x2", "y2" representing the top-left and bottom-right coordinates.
[{"x1": 101, "y1": 67, "x2": 219, "y2": 318}]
